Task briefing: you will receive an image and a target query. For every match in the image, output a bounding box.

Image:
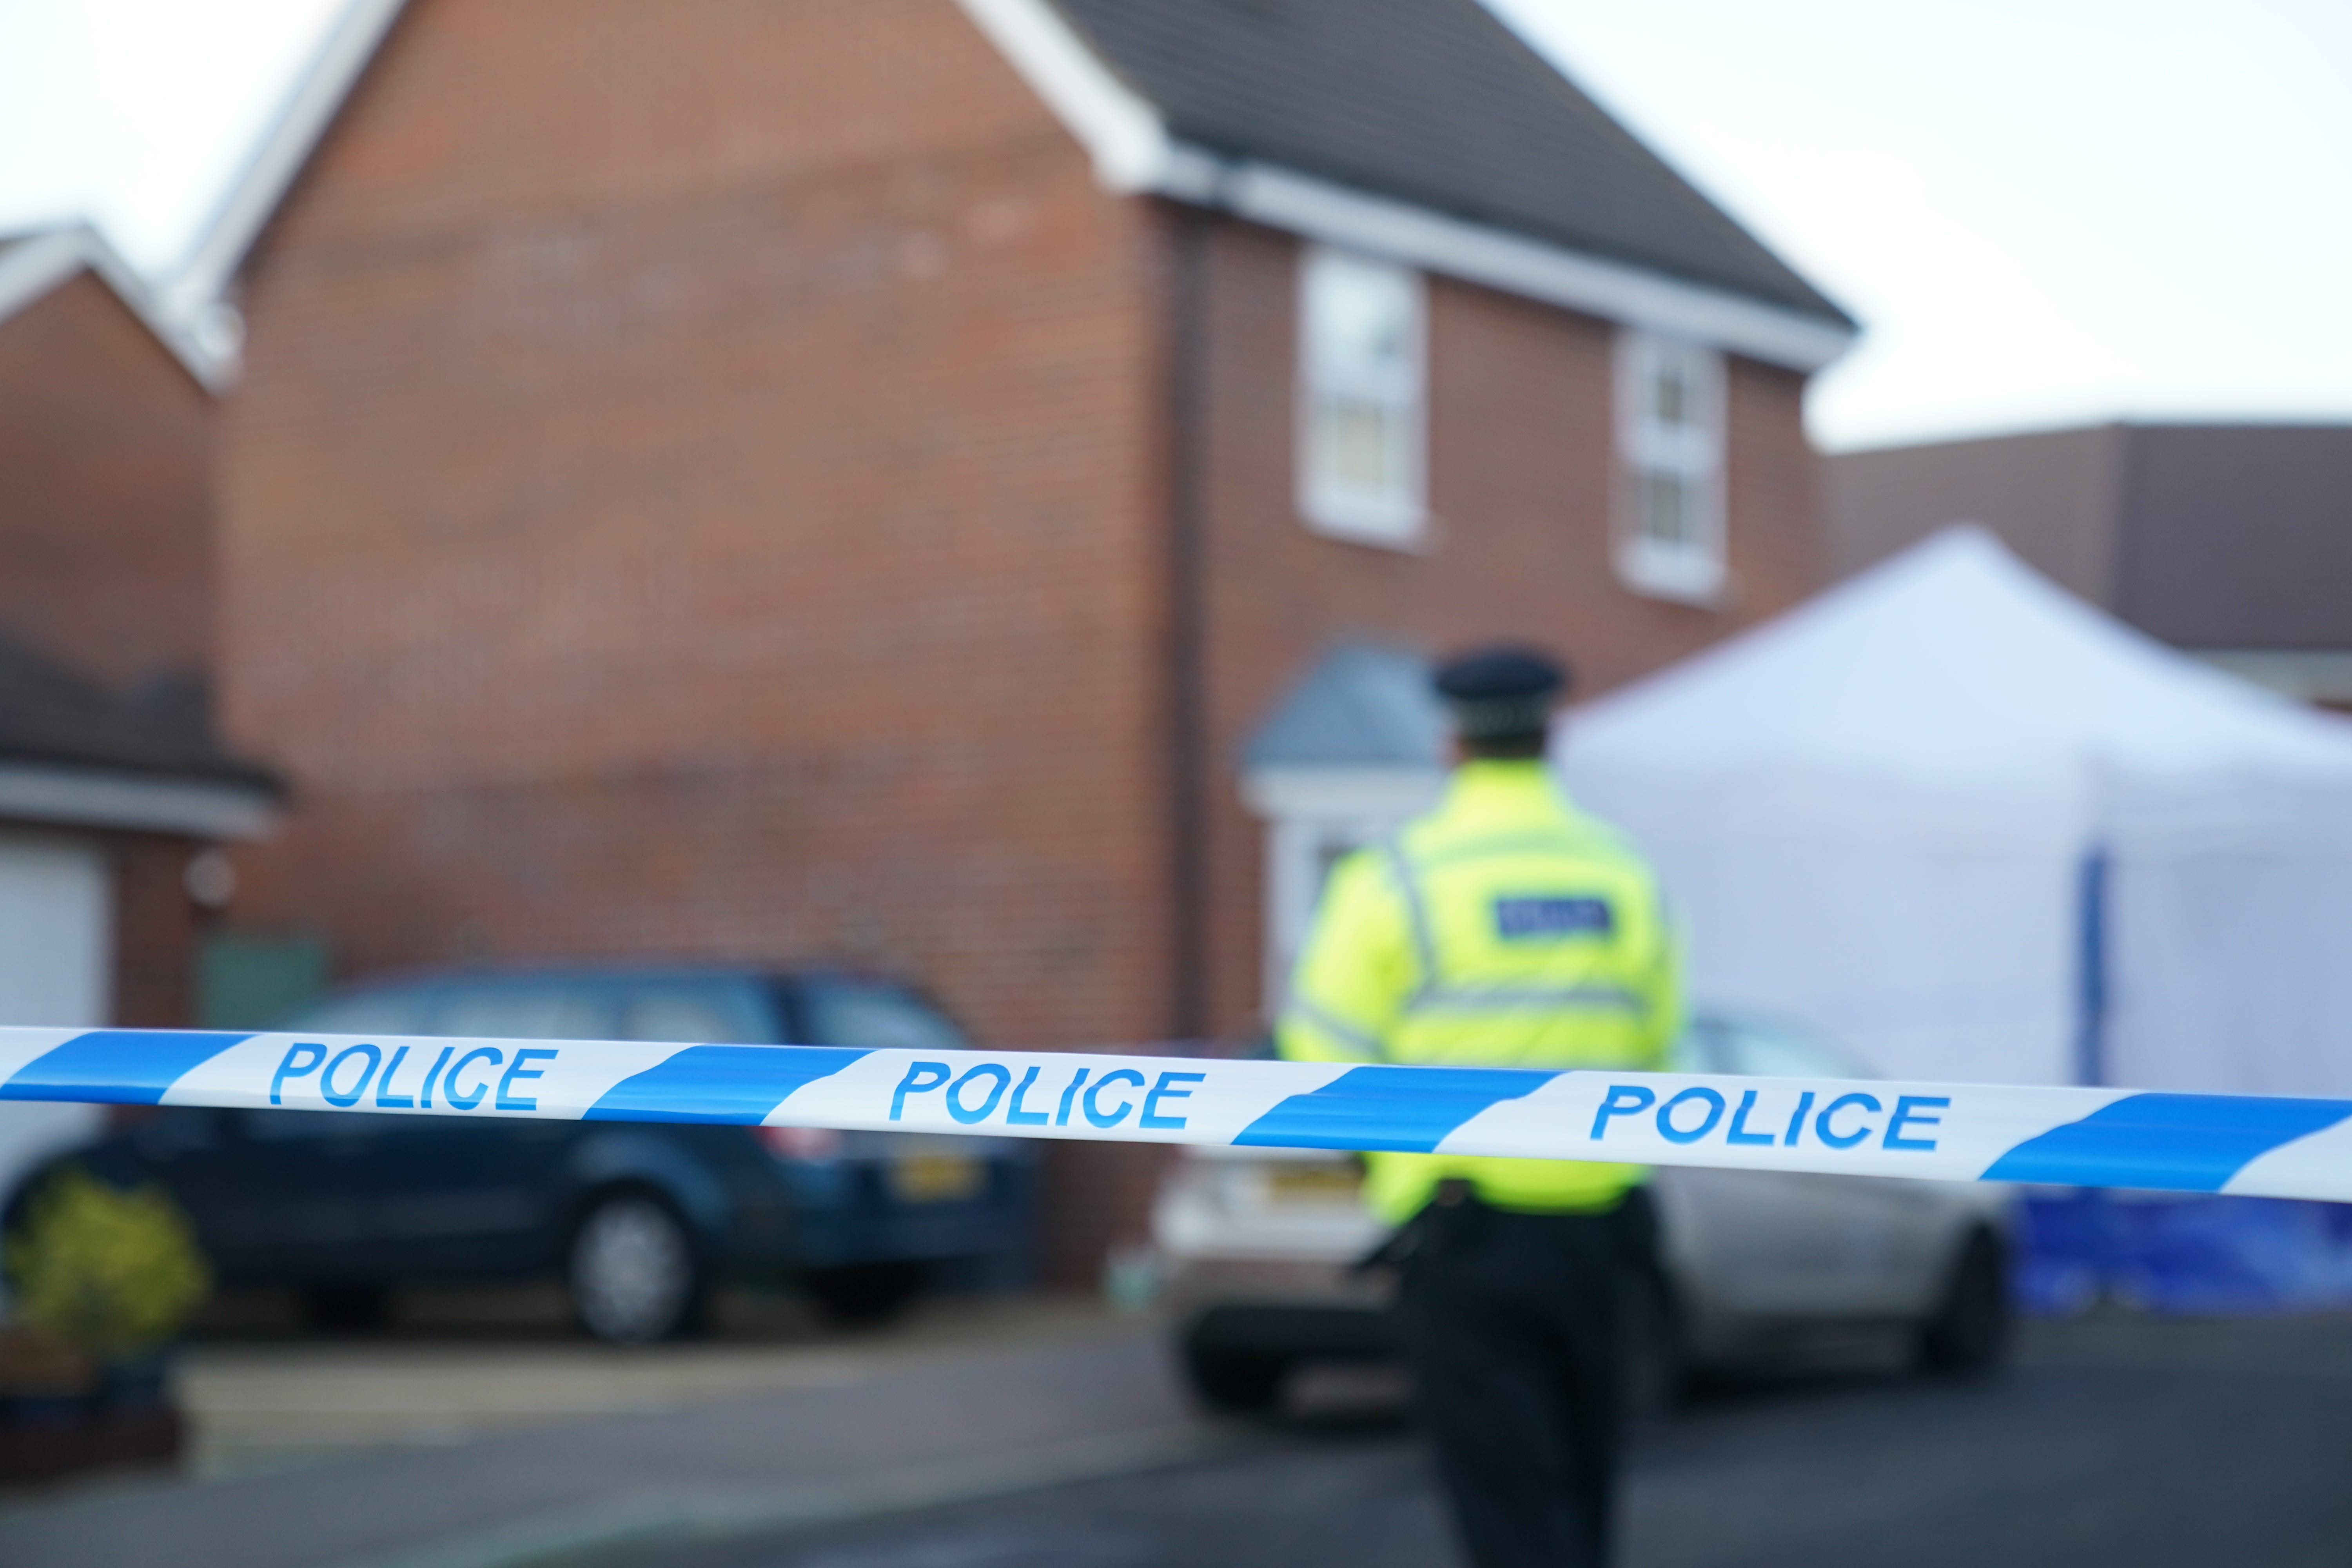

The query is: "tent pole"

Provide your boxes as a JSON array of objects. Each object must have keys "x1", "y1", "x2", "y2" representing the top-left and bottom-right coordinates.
[{"x1": 2074, "y1": 846, "x2": 2111, "y2": 1088}]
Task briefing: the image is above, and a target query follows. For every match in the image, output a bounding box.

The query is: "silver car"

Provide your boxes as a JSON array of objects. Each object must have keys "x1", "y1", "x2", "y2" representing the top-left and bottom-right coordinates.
[{"x1": 1151, "y1": 1011, "x2": 2016, "y2": 1413}]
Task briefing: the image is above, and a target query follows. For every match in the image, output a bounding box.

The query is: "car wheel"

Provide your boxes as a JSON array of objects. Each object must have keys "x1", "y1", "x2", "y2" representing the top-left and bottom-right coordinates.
[
  {"x1": 1180, "y1": 1323, "x2": 1288, "y2": 1416},
  {"x1": 804, "y1": 1260, "x2": 926, "y2": 1328},
  {"x1": 1916, "y1": 1229, "x2": 2012, "y2": 1377},
  {"x1": 568, "y1": 1192, "x2": 704, "y2": 1343}
]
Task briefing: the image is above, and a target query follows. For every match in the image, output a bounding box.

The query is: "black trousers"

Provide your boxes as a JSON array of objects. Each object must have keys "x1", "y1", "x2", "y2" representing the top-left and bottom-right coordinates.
[{"x1": 1395, "y1": 1192, "x2": 1648, "y2": 1568}]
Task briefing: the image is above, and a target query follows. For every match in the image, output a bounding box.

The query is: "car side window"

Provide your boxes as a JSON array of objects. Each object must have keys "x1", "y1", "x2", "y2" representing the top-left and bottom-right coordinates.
[
  {"x1": 1720, "y1": 1019, "x2": 1872, "y2": 1080},
  {"x1": 435, "y1": 984, "x2": 616, "y2": 1041},
  {"x1": 798, "y1": 980, "x2": 969, "y2": 1052},
  {"x1": 619, "y1": 982, "x2": 775, "y2": 1044}
]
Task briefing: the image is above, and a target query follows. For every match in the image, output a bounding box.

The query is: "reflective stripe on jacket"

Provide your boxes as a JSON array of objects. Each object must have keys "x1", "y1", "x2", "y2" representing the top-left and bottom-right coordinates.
[{"x1": 1277, "y1": 760, "x2": 1683, "y2": 1223}]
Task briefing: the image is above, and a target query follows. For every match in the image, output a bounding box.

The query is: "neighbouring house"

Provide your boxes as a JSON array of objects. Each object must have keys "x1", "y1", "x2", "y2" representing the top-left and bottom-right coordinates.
[
  {"x1": 200, "y1": 0, "x2": 1855, "y2": 1272},
  {"x1": 1829, "y1": 423, "x2": 2352, "y2": 708},
  {"x1": 0, "y1": 225, "x2": 231, "y2": 696},
  {"x1": 0, "y1": 226, "x2": 279, "y2": 1194}
]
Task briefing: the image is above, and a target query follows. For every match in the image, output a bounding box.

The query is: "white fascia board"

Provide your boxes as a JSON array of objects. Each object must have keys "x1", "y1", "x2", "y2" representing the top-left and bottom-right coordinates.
[
  {"x1": 161, "y1": 0, "x2": 409, "y2": 323},
  {"x1": 1217, "y1": 163, "x2": 1856, "y2": 373},
  {"x1": 0, "y1": 228, "x2": 88, "y2": 325},
  {"x1": 0, "y1": 764, "x2": 279, "y2": 841},
  {"x1": 0, "y1": 225, "x2": 236, "y2": 391},
  {"x1": 953, "y1": 2, "x2": 1854, "y2": 371},
  {"x1": 953, "y1": 0, "x2": 1174, "y2": 191}
]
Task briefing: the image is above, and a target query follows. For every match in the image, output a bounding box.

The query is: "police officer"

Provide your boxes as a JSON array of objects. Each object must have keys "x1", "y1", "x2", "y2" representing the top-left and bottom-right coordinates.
[{"x1": 1278, "y1": 645, "x2": 1681, "y2": 1568}]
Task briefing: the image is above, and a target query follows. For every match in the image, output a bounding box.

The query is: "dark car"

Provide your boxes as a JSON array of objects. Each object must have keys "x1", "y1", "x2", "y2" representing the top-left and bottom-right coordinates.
[{"x1": 26, "y1": 966, "x2": 1035, "y2": 1341}]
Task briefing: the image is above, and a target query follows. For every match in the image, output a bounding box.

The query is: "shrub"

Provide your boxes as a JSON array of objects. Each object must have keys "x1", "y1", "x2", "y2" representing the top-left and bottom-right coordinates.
[{"x1": 4, "y1": 1169, "x2": 211, "y2": 1360}]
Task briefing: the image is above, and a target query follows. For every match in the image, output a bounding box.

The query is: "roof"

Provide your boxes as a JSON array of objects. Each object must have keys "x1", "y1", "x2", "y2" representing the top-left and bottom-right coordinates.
[
  {"x1": 1828, "y1": 423, "x2": 2352, "y2": 652},
  {"x1": 1049, "y1": 0, "x2": 1849, "y2": 327},
  {"x1": 2114, "y1": 425, "x2": 2352, "y2": 652},
  {"x1": 0, "y1": 224, "x2": 236, "y2": 391},
  {"x1": 0, "y1": 635, "x2": 281, "y2": 838},
  {"x1": 155, "y1": 0, "x2": 1851, "y2": 374},
  {"x1": 1245, "y1": 644, "x2": 1446, "y2": 771}
]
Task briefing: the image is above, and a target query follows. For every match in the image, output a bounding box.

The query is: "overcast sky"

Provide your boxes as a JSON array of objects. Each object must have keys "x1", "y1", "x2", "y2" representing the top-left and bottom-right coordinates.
[{"x1": 1, "y1": 0, "x2": 2346, "y2": 451}]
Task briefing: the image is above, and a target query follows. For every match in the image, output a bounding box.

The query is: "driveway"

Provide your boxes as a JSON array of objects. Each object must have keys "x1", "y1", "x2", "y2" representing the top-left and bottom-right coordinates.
[{"x1": 0, "y1": 1294, "x2": 1229, "y2": 1568}]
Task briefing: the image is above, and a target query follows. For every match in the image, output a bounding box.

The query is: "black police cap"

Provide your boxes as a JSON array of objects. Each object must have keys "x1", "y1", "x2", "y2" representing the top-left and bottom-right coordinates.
[{"x1": 1432, "y1": 646, "x2": 1571, "y2": 742}]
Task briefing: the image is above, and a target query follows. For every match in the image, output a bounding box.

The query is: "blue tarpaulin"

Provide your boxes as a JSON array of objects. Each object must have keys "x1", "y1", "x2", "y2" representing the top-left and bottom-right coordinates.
[{"x1": 2017, "y1": 1190, "x2": 2352, "y2": 1316}]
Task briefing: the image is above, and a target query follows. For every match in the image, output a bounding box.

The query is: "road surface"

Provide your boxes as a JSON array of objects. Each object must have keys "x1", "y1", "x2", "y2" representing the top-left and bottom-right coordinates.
[{"x1": 666, "y1": 1312, "x2": 2352, "y2": 1568}]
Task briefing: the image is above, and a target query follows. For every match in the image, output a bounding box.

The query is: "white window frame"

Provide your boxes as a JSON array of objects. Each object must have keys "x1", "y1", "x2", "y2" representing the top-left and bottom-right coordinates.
[
  {"x1": 1296, "y1": 246, "x2": 1428, "y2": 549},
  {"x1": 1613, "y1": 329, "x2": 1727, "y2": 604},
  {"x1": 1242, "y1": 767, "x2": 1445, "y2": 1018}
]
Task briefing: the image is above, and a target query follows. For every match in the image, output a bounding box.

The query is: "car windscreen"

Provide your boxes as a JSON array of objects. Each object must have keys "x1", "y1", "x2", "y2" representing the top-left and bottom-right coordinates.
[
  {"x1": 1717, "y1": 1017, "x2": 1874, "y2": 1079},
  {"x1": 433, "y1": 983, "x2": 617, "y2": 1040},
  {"x1": 615, "y1": 979, "x2": 776, "y2": 1044},
  {"x1": 797, "y1": 978, "x2": 970, "y2": 1052}
]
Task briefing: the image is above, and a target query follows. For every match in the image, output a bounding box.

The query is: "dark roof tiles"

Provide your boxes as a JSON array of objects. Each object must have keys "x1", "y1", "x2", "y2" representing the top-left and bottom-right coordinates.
[
  {"x1": 1052, "y1": 0, "x2": 1849, "y2": 324},
  {"x1": 0, "y1": 636, "x2": 280, "y2": 792}
]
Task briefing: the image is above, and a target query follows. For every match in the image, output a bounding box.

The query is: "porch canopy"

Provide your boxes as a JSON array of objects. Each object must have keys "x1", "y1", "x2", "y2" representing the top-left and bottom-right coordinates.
[{"x1": 1560, "y1": 526, "x2": 2352, "y2": 1095}]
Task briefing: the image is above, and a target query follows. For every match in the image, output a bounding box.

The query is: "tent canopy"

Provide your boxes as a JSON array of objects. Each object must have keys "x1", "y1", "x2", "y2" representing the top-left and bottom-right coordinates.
[
  {"x1": 1561, "y1": 528, "x2": 2352, "y2": 1094},
  {"x1": 1567, "y1": 526, "x2": 2352, "y2": 793}
]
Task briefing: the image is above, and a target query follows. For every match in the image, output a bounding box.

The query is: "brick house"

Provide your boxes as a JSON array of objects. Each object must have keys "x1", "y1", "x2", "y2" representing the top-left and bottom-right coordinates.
[
  {"x1": 0, "y1": 225, "x2": 279, "y2": 1193},
  {"x1": 205, "y1": 0, "x2": 1853, "y2": 1269},
  {"x1": 1829, "y1": 423, "x2": 2352, "y2": 709}
]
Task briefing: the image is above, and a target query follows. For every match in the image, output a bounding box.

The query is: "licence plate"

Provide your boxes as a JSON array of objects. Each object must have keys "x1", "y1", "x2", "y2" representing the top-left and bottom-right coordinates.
[
  {"x1": 1266, "y1": 1166, "x2": 1362, "y2": 1204},
  {"x1": 888, "y1": 1154, "x2": 986, "y2": 1204}
]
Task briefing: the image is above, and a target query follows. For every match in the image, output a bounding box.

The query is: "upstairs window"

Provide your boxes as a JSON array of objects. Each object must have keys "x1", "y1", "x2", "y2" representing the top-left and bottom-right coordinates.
[
  {"x1": 1298, "y1": 247, "x2": 1426, "y2": 548},
  {"x1": 1615, "y1": 330, "x2": 1726, "y2": 603}
]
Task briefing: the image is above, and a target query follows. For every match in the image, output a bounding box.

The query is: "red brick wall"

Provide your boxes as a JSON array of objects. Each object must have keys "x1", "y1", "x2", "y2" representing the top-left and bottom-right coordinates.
[
  {"x1": 0, "y1": 274, "x2": 213, "y2": 691},
  {"x1": 110, "y1": 835, "x2": 201, "y2": 1028},
  {"x1": 218, "y1": 0, "x2": 1180, "y2": 1282},
  {"x1": 1183, "y1": 220, "x2": 1824, "y2": 1039},
  {"x1": 221, "y1": 0, "x2": 1171, "y2": 1056},
  {"x1": 215, "y1": 1, "x2": 1828, "y2": 1279}
]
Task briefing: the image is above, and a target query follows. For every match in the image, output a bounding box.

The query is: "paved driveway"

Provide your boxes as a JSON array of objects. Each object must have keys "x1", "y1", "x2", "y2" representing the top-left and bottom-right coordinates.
[{"x1": 0, "y1": 1297, "x2": 1222, "y2": 1568}]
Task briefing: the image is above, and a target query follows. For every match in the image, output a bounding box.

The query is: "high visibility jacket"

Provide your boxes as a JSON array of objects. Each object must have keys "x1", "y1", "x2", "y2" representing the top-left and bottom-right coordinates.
[{"x1": 1278, "y1": 760, "x2": 1683, "y2": 1223}]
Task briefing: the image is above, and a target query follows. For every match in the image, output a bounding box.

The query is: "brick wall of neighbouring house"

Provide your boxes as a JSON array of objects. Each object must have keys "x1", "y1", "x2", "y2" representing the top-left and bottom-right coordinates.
[
  {"x1": 216, "y1": 0, "x2": 1178, "y2": 1276},
  {"x1": 0, "y1": 274, "x2": 214, "y2": 693},
  {"x1": 1184, "y1": 219, "x2": 1825, "y2": 1040},
  {"x1": 110, "y1": 834, "x2": 202, "y2": 1029}
]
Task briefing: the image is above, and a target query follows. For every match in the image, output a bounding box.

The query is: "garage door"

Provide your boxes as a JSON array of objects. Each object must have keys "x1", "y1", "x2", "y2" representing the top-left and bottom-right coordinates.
[{"x1": 0, "y1": 831, "x2": 111, "y2": 1204}]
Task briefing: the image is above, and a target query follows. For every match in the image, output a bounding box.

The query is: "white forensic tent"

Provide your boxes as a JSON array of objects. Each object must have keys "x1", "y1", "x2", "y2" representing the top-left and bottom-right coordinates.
[{"x1": 1560, "y1": 526, "x2": 2352, "y2": 1096}]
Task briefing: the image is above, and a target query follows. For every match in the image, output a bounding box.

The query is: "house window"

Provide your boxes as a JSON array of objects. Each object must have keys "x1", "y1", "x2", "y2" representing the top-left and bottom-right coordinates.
[
  {"x1": 1298, "y1": 247, "x2": 1426, "y2": 548},
  {"x1": 1614, "y1": 330, "x2": 1726, "y2": 602}
]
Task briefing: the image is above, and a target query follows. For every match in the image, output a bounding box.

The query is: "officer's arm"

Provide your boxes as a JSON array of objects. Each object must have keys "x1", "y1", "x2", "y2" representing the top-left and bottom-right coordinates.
[{"x1": 1277, "y1": 850, "x2": 1416, "y2": 1064}]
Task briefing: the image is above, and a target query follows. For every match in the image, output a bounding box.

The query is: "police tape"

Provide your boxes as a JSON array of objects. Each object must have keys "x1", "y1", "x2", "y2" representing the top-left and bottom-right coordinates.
[{"x1": 2, "y1": 1025, "x2": 2348, "y2": 1201}]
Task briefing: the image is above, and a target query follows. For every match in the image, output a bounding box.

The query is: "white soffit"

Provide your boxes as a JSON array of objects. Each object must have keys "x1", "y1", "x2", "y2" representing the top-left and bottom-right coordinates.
[
  {"x1": 1223, "y1": 164, "x2": 1854, "y2": 372},
  {"x1": 0, "y1": 225, "x2": 236, "y2": 390},
  {"x1": 955, "y1": 0, "x2": 1172, "y2": 191},
  {"x1": 955, "y1": 0, "x2": 1856, "y2": 373},
  {"x1": 161, "y1": 0, "x2": 409, "y2": 325},
  {"x1": 0, "y1": 765, "x2": 278, "y2": 842}
]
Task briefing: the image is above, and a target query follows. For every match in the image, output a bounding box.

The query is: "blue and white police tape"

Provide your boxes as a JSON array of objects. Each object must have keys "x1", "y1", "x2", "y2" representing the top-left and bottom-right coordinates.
[{"x1": 1, "y1": 1026, "x2": 2348, "y2": 1201}]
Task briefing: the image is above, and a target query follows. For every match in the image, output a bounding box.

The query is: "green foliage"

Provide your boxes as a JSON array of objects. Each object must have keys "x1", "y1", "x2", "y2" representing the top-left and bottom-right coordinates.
[{"x1": 4, "y1": 1168, "x2": 212, "y2": 1359}]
